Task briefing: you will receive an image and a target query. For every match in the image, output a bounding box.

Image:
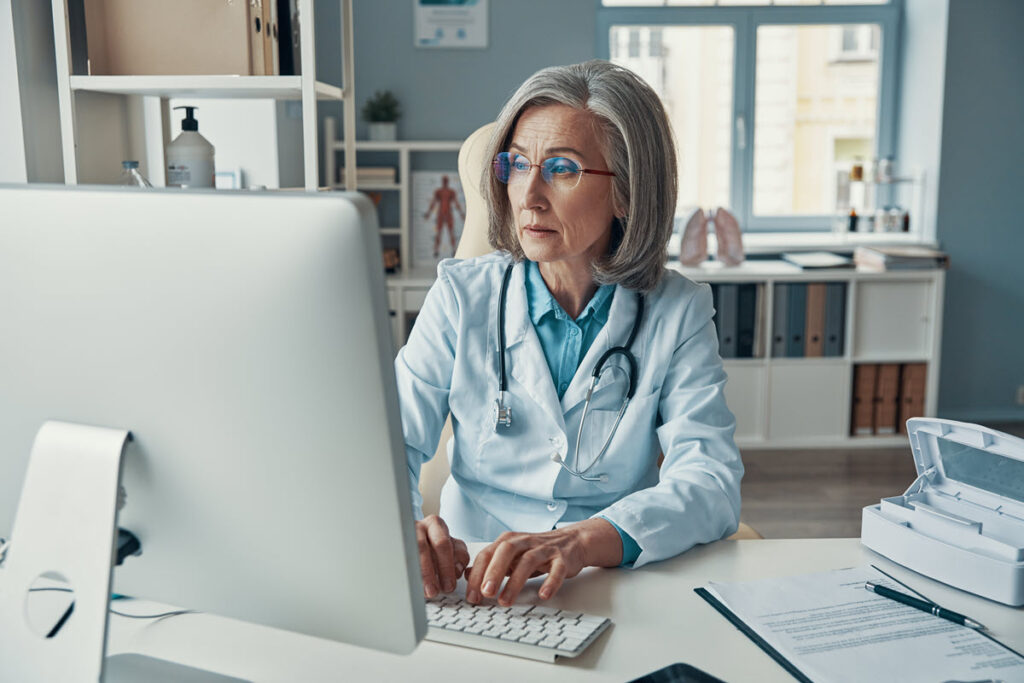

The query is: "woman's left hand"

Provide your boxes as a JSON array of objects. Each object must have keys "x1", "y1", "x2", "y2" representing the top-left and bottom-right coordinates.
[{"x1": 464, "y1": 518, "x2": 622, "y2": 606}]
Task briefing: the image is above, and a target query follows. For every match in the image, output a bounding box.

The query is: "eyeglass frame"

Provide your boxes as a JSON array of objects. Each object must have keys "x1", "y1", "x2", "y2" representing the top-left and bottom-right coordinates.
[{"x1": 492, "y1": 152, "x2": 616, "y2": 190}]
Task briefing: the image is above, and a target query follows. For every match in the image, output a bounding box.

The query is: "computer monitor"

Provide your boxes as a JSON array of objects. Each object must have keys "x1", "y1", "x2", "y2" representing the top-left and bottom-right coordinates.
[{"x1": 0, "y1": 185, "x2": 425, "y2": 673}]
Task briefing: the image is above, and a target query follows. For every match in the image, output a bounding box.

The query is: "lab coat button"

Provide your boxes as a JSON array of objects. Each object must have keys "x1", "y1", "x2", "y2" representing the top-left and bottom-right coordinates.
[{"x1": 547, "y1": 502, "x2": 559, "y2": 512}]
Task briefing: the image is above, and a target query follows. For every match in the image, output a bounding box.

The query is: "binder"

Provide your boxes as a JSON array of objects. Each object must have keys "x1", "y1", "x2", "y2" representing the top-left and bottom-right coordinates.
[
  {"x1": 804, "y1": 283, "x2": 826, "y2": 357},
  {"x1": 262, "y1": 0, "x2": 280, "y2": 76},
  {"x1": 716, "y1": 284, "x2": 738, "y2": 359},
  {"x1": 898, "y1": 363, "x2": 927, "y2": 433},
  {"x1": 250, "y1": 0, "x2": 266, "y2": 76},
  {"x1": 772, "y1": 283, "x2": 789, "y2": 358},
  {"x1": 736, "y1": 284, "x2": 757, "y2": 358},
  {"x1": 277, "y1": 0, "x2": 301, "y2": 76},
  {"x1": 874, "y1": 364, "x2": 901, "y2": 435},
  {"x1": 823, "y1": 283, "x2": 846, "y2": 357},
  {"x1": 786, "y1": 283, "x2": 807, "y2": 358},
  {"x1": 851, "y1": 364, "x2": 877, "y2": 436}
]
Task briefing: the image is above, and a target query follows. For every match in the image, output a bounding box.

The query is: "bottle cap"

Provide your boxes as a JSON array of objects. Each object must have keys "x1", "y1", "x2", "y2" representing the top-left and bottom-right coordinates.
[{"x1": 174, "y1": 106, "x2": 200, "y2": 132}]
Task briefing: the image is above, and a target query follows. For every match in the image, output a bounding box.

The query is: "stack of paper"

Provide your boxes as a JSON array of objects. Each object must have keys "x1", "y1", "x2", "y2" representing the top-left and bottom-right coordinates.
[{"x1": 697, "y1": 567, "x2": 1024, "y2": 683}]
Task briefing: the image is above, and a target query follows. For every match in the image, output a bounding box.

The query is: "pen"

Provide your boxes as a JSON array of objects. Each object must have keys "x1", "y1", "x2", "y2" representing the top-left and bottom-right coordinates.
[{"x1": 864, "y1": 582, "x2": 986, "y2": 630}]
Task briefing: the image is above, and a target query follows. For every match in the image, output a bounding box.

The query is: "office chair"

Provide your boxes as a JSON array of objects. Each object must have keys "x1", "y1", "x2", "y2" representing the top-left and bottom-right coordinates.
[{"x1": 417, "y1": 123, "x2": 762, "y2": 542}]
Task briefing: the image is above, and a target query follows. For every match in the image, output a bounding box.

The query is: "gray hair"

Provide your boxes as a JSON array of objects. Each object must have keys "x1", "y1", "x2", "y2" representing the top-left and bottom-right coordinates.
[{"x1": 484, "y1": 60, "x2": 677, "y2": 293}]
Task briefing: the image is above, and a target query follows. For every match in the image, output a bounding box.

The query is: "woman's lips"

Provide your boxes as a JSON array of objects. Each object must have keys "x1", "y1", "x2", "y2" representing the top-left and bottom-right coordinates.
[{"x1": 523, "y1": 225, "x2": 556, "y2": 238}]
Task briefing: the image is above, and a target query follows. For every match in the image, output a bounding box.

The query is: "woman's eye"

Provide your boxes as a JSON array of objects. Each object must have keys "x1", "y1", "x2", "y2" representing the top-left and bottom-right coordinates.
[
  {"x1": 511, "y1": 156, "x2": 531, "y2": 171},
  {"x1": 549, "y1": 159, "x2": 578, "y2": 175}
]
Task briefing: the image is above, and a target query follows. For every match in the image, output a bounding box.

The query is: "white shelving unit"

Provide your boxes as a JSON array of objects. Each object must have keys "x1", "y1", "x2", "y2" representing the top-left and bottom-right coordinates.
[
  {"x1": 387, "y1": 260, "x2": 946, "y2": 450},
  {"x1": 323, "y1": 117, "x2": 462, "y2": 274},
  {"x1": 670, "y1": 260, "x2": 945, "y2": 450},
  {"x1": 50, "y1": 0, "x2": 358, "y2": 192}
]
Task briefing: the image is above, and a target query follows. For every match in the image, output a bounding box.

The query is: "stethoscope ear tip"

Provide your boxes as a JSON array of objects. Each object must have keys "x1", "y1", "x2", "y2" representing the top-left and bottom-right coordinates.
[
  {"x1": 550, "y1": 452, "x2": 563, "y2": 463},
  {"x1": 598, "y1": 474, "x2": 609, "y2": 484}
]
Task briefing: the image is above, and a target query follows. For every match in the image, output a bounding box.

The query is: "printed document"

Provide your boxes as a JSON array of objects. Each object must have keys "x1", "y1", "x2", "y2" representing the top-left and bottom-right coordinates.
[{"x1": 705, "y1": 566, "x2": 1024, "y2": 683}]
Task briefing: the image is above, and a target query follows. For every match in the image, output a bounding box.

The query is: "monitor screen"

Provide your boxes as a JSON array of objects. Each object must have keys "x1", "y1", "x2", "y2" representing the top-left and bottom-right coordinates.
[{"x1": 0, "y1": 185, "x2": 424, "y2": 657}]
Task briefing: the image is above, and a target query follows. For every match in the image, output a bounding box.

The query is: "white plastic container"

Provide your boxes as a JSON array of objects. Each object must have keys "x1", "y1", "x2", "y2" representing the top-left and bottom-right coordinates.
[
  {"x1": 167, "y1": 106, "x2": 215, "y2": 188},
  {"x1": 862, "y1": 418, "x2": 1024, "y2": 606}
]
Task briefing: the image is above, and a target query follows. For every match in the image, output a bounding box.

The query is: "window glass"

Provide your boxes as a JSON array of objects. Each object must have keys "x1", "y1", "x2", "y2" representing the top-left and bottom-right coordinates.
[
  {"x1": 752, "y1": 24, "x2": 881, "y2": 216},
  {"x1": 610, "y1": 25, "x2": 734, "y2": 220}
]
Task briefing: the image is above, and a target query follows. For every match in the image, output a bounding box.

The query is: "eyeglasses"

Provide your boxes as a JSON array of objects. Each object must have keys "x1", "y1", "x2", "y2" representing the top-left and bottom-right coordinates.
[{"x1": 492, "y1": 152, "x2": 615, "y2": 190}]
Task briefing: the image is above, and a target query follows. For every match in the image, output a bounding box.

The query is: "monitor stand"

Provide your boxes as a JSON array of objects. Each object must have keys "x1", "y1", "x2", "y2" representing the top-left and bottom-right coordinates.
[
  {"x1": 0, "y1": 421, "x2": 131, "y2": 682},
  {"x1": 0, "y1": 422, "x2": 253, "y2": 682}
]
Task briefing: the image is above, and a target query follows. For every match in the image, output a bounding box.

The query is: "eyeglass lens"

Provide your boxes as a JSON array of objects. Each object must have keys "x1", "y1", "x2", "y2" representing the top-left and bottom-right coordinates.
[{"x1": 493, "y1": 153, "x2": 583, "y2": 188}]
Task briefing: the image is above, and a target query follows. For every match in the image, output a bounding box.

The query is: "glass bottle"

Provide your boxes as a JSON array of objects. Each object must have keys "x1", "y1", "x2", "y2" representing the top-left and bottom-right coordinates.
[{"x1": 118, "y1": 160, "x2": 153, "y2": 188}]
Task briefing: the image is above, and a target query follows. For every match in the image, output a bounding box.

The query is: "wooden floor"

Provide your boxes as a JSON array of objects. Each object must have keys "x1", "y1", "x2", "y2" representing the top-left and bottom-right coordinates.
[{"x1": 739, "y1": 421, "x2": 1024, "y2": 539}]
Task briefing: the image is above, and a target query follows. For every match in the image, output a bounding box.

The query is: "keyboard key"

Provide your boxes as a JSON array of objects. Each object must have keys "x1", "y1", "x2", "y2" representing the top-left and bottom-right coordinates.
[
  {"x1": 531, "y1": 606, "x2": 560, "y2": 617},
  {"x1": 556, "y1": 611, "x2": 583, "y2": 620},
  {"x1": 520, "y1": 632, "x2": 543, "y2": 645},
  {"x1": 539, "y1": 635, "x2": 565, "y2": 649},
  {"x1": 558, "y1": 636, "x2": 585, "y2": 653},
  {"x1": 507, "y1": 605, "x2": 534, "y2": 616}
]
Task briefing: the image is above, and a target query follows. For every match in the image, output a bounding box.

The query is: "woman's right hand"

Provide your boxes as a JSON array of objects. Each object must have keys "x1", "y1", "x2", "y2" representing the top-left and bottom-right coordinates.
[{"x1": 415, "y1": 515, "x2": 469, "y2": 598}]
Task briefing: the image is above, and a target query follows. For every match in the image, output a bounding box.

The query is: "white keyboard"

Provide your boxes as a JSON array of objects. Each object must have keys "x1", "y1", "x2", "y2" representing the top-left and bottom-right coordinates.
[{"x1": 424, "y1": 594, "x2": 611, "y2": 662}]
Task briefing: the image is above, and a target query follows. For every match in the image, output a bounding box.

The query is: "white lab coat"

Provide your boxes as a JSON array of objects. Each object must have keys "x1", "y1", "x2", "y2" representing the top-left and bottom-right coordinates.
[{"x1": 395, "y1": 252, "x2": 743, "y2": 568}]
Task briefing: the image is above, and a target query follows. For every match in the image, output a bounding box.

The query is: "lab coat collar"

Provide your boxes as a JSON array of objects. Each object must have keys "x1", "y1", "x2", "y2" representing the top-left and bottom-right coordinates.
[{"x1": 501, "y1": 262, "x2": 567, "y2": 433}]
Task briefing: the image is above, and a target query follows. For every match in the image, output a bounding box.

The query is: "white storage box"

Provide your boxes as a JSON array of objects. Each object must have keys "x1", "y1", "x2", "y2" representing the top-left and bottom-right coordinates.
[{"x1": 862, "y1": 418, "x2": 1024, "y2": 606}]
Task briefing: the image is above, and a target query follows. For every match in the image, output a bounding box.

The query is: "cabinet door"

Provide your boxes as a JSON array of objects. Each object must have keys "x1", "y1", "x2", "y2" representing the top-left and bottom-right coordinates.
[
  {"x1": 854, "y1": 280, "x2": 933, "y2": 360},
  {"x1": 722, "y1": 363, "x2": 765, "y2": 440},
  {"x1": 767, "y1": 361, "x2": 850, "y2": 440}
]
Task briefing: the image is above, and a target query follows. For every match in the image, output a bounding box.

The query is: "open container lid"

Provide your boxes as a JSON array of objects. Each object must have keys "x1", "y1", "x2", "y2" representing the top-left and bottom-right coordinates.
[{"x1": 905, "y1": 418, "x2": 1024, "y2": 521}]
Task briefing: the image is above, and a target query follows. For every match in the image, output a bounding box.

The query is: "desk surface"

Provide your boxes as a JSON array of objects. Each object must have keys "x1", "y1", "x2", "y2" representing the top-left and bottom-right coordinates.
[{"x1": 107, "y1": 539, "x2": 1023, "y2": 683}]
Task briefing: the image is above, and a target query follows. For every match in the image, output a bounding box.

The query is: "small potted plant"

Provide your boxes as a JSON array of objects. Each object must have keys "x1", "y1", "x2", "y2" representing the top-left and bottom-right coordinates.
[{"x1": 362, "y1": 90, "x2": 401, "y2": 141}]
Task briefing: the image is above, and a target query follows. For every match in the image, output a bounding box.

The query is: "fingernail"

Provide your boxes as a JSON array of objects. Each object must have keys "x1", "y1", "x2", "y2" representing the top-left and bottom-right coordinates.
[
  {"x1": 443, "y1": 580, "x2": 455, "y2": 593},
  {"x1": 425, "y1": 584, "x2": 437, "y2": 598},
  {"x1": 483, "y1": 580, "x2": 496, "y2": 596},
  {"x1": 467, "y1": 589, "x2": 479, "y2": 603},
  {"x1": 539, "y1": 587, "x2": 551, "y2": 599},
  {"x1": 455, "y1": 563, "x2": 465, "y2": 576}
]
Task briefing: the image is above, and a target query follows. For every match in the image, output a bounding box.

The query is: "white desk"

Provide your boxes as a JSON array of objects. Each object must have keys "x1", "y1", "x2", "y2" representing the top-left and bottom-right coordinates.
[{"x1": 105, "y1": 539, "x2": 1024, "y2": 682}]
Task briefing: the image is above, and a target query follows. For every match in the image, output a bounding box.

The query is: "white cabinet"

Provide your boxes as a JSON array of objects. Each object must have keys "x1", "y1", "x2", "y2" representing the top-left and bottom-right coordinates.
[
  {"x1": 767, "y1": 361, "x2": 851, "y2": 441},
  {"x1": 387, "y1": 259, "x2": 946, "y2": 449},
  {"x1": 853, "y1": 280, "x2": 934, "y2": 360}
]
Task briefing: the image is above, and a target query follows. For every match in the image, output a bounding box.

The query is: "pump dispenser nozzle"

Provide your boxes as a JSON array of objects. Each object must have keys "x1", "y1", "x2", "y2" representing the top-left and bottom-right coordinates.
[{"x1": 173, "y1": 105, "x2": 200, "y2": 132}]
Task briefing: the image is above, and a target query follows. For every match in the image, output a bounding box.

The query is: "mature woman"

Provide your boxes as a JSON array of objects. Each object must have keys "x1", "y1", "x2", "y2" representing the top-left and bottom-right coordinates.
[{"x1": 395, "y1": 60, "x2": 743, "y2": 608}]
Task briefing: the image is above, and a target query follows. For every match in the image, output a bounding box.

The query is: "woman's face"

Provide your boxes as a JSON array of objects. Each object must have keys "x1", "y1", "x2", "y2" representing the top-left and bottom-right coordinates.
[{"x1": 505, "y1": 104, "x2": 619, "y2": 274}]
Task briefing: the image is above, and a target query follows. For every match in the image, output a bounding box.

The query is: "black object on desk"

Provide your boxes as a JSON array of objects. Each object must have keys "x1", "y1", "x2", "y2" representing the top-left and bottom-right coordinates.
[
  {"x1": 864, "y1": 582, "x2": 986, "y2": 630},
  {"x1": 628, "y1": 662, "x2": 728, "y2": 683}
]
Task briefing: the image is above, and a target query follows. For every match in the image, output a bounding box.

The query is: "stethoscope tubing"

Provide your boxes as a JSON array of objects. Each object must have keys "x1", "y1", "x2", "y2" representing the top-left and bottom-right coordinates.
[{"x1": 494, "y1": 261, "x2": 644, "y2": 483}]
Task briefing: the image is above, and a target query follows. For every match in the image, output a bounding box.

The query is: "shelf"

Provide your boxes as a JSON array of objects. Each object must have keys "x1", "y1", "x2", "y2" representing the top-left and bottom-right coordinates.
[
  {"x1": 380, "y1": 228, "x2": 401, "y2": 236},
  {"x1": 68, "y1": 75, "x2": 345, "y2": 100},
  {"x1": 341, "y1": 140, "x2": 464, "y2": 152}
]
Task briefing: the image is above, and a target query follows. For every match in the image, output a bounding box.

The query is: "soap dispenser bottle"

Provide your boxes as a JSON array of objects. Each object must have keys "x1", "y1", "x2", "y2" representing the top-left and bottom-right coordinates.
[{"x1": 166, "y1": 106, "x2": 215, "y2": 188}]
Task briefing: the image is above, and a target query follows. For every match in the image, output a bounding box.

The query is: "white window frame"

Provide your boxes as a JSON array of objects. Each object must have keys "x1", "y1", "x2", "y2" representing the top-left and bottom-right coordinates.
[{"x1": 597, "y1": 1, "x2": 902, "y2": 232}]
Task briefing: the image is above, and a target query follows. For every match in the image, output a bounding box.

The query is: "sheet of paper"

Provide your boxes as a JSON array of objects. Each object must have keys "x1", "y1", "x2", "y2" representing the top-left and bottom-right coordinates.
[{"x1": 706, "y1": 566, "x2": 1024, "y2": 683}]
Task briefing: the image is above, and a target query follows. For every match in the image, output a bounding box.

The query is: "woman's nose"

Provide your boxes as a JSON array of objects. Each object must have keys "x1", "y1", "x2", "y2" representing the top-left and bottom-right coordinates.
[{"x1": 519, "y1": 165, "x2": 548, "y2": 210}]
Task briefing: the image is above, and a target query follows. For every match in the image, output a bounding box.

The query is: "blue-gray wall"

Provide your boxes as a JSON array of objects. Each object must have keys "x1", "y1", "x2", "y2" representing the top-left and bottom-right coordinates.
[
  {"x1": 315, "y1": 0, "x2": 596, "y2": 144},
  {"x1": 934, "y1": 0, "x2": 1024, "y2": 422}
]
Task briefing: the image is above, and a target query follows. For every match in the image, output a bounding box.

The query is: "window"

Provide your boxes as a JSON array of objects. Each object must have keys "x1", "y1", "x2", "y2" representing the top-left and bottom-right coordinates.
[{"x1": 599, "y1": 1, "x2": 899, "y2": 232}]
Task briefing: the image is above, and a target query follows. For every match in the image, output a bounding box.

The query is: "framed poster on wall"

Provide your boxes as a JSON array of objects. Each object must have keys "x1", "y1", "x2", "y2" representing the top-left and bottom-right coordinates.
[
  {"x1": 412, "y1": 171, "x2": 466, "y2": 268},
  {"x1": 414, "y1": 0, "x2": 488, "y2": 49}
]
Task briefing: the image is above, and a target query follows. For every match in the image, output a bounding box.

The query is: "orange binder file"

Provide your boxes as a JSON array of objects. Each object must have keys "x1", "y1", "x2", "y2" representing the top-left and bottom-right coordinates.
[
  {"x1": 804, "y1": 283, "x2": 826, "y2": 357},
  {"x1": 898, "y1": 363, "x2": 928, "y2": 433},
  {"x1": 851, "y1": 364, "x2": 878, "y2": 436},
  {"x1": 874, "y1": 364, "x2": 901, "y2": 435}
]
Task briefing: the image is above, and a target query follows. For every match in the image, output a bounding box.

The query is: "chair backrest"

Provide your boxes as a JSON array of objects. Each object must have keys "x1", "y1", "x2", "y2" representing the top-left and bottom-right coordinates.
[{"x1": 418, "y1": 122, "x2": 496, "y2": 517}]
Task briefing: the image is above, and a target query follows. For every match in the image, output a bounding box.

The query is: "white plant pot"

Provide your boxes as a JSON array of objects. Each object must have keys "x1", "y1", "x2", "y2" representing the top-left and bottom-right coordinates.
[{"x1": 368, "y1": 122, "x2": 397, "y2": 141}]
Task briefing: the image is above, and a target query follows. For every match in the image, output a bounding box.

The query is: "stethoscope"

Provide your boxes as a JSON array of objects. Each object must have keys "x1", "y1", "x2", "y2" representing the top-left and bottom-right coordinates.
[{"x1": 492, "y1": 263, "x2": 645, "y2": 483}]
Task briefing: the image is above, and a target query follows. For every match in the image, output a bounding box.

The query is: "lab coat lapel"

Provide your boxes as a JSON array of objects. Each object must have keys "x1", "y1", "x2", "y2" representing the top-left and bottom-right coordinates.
[
  {"x1": 561, "y1": 285, "x2": 642, "y2": 414},
  {"x1": 502, "y1": 263, "x2": 566, "y2": 431}
]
